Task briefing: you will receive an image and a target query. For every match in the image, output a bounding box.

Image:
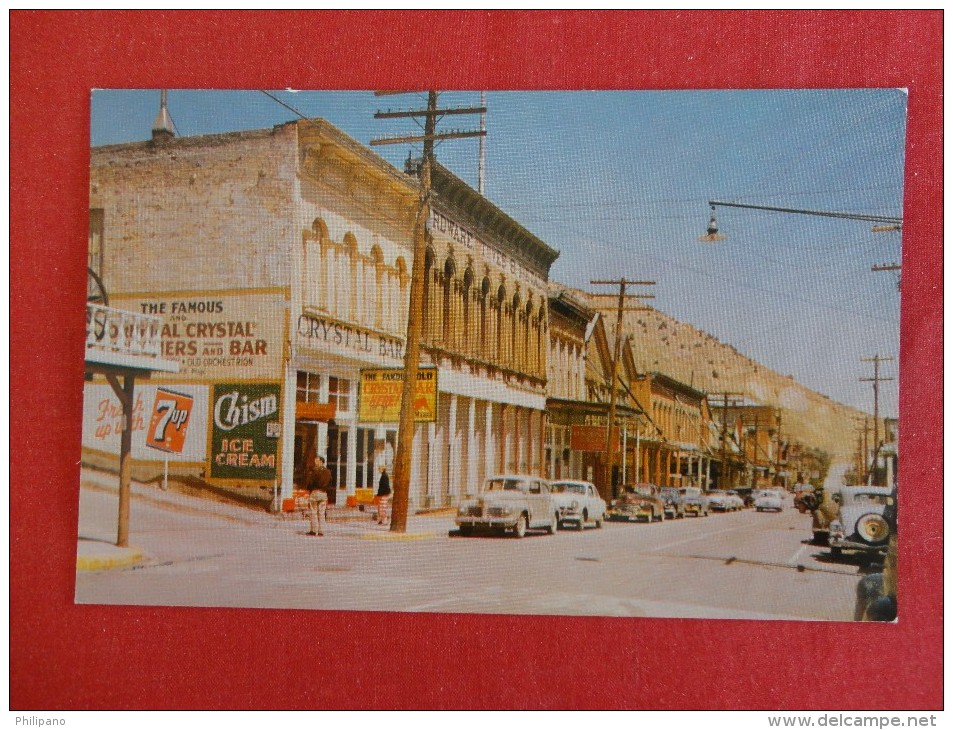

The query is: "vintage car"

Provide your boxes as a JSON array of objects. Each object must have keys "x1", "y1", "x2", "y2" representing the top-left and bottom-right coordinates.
[
  {"x1": 726, "y1": 490, "x2": 746, "y2": 510},
  {"x1": 455, "y1": 474, "x2": 558, "y2": 538},
  {"x1": 854, "y1": 486, "x2": 897, "y2": 621},
  {"x1": 607, "y1": 483, "x2": 666, "y2": 522},
  {"x1": 828, "y1": 485, "x2": 892, "y2": 558},
  {"x1": 706, "y1": 489, "x2": 741, "y2": 512},
  {"x1": 659, "y1": 486, "x2": 686, "y2": 519},
  {"x1": 754, "y1": 489, "x2": 785, "y2": 512},
  {"x1": 549, "y1": 479, "x2": 606, "y2": 530},
  {"x1": 678, "y1": 486, "x2": 709, "y2": 516}
]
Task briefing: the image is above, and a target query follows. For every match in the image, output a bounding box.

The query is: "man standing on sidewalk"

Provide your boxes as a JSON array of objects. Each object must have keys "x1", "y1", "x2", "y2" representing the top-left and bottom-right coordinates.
[{"x1": 305, "y1": 455, "x2": 333, "y2": 536}]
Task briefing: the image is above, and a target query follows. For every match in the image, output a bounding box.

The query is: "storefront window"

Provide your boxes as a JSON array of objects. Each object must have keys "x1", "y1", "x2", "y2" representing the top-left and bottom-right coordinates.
[
  {"x1": 328, "y1": 376, "x2": 352, "y2": 412},
  {"x1": 296, "y1": 371, "x2": 321, "y2": 402}
]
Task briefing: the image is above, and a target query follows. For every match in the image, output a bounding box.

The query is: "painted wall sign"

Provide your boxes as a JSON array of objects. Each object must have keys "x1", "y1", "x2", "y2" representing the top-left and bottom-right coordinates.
[
  {"x1": 208, "y1": 382, "x2": 282, "y2": 482},
  {"x1": 358, "y1": 367, "x2": 438, "y2": 424},
  {"x1": 111, "y1": 289, "x2": 287, "y2": 380},
  {"x1": 296, "y1": 311, "x2": 405, "y2": 364},
  {"x1": 81, "y1": 384, "x2": 209, "y2": 462},
  {"x1": 145, "y1": 388, "x2": 194, "y2": 454}
]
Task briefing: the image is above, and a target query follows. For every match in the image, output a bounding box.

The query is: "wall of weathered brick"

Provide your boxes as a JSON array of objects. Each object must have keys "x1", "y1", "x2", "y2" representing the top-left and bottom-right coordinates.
[{"x1": 90, "y1": 124, "x2": 299, "y2": 296}]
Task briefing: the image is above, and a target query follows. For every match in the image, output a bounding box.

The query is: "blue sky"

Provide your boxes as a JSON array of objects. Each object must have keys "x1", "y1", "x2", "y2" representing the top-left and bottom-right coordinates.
[{"x1": 91, "y1": 89, "x2": 904, "y2": 416}]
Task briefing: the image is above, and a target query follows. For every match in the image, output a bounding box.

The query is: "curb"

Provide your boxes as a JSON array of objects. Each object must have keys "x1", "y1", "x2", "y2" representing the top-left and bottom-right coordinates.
[
  {"x1": 76, "y1": 547, "x2": 144, "y2": 572},
  {"x1": 358, "y1": 531, "x2": 438, "y2": 541}
]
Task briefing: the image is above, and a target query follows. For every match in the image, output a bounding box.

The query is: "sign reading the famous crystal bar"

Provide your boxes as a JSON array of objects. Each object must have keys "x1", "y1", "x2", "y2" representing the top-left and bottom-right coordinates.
[
  {"x1": 208, "y1": 382, "x2": 281, "y2": 482},
  {"x1": 358, "y1": 368, "x2": 438, "y2": 424},
  {"x1": 111, "y1": 288, "x2": 288, "y2": 381}
]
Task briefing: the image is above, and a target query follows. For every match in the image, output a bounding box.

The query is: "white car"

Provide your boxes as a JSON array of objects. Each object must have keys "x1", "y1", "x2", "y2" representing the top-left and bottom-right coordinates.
[
  {"x1": 754, "y1": 489, "x2": 785, "y2": 512},
  {"x1": 455, "y1": 475, "x2": 558, "y2": 538},
  {"x1": 549, "y1": 480, "x2": 606, "y2": 530},
  {"x1": 829, "y1": 486, "x2": 892, "y2": 558}
]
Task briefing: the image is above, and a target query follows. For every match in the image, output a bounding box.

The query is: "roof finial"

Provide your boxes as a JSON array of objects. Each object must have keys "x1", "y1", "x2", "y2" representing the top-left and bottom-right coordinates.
[{"x1": 152, "y1": 89, "x2": 177, "y2": 142}]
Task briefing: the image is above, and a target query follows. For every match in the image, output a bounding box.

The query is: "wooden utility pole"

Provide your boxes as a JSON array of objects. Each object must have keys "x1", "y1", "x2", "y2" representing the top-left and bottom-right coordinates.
[
  {"x1": 861, "y1": 355, "x2": 894, "y2": 486},
  {"x1": 708, "y1": 391, "x2": 744, "y2": 489},
  {"x1": 372, "y1": 92, "x2": 484, "y2": 532},
  {"x1": 589, "y1": 279, "x2": 654, "y2": 501}
]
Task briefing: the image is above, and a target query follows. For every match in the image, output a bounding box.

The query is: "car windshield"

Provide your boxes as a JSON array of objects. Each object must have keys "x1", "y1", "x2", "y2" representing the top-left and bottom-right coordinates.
[
  {"x1": 846, "y1": 492, "x2": 890, "y2": 506},
  {"x1": 551, "y1": 483, "x2": 586, "y2": 495},
  {"x1": 485, "y1": 478, "x2": 524, "y2": 492},
  {"x1": 680, "y1": 488, "x2": 700, "y2": 497}
]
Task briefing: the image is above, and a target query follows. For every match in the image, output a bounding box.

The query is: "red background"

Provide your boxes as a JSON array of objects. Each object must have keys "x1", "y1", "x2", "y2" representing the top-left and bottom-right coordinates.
[{"x1": 10, "y1": 11, "x2": 942, "y2": 710}]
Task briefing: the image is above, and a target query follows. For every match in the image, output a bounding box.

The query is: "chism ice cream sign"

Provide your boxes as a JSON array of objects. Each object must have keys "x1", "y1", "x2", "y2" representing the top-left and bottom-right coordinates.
[{"x1": 208, "y1": 382, "x2": 282, "y2": 482}]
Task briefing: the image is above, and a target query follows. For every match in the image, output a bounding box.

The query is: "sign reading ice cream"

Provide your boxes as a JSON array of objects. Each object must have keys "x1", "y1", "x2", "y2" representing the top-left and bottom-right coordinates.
[{"x1": 208, "y1": 382, "x2": 282, "y2": 483}]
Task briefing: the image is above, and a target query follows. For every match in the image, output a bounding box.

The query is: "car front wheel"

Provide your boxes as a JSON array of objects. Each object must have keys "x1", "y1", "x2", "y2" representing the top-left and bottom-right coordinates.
[
  {"x1": 546, "y1": 513, "x2": 558, "y2": 535},
  {"x1": 513, "y1": 514, "x2": 528, "y2": 538}
]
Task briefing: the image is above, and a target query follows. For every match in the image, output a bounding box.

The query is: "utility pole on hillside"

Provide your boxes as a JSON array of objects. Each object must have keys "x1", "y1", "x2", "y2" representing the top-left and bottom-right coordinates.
[
  {"x1": 860, "y1": 355, "x2": 895, "y2": 486},
  {"x1": 372, "y1": 91, "x2": 485, "y2": 532},
  {"x1": 589, "y1": 278, "x2": 655, "y2": 501}
]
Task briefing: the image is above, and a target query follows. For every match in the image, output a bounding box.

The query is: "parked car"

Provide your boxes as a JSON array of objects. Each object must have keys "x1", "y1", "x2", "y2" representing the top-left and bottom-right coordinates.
[
  {"x1": 607, "y1": 483, "x2": 666, "y2": 522},
  {"x1": 549, "y1": 480, "x2": 606, "y2": 530},
  {"x1": 828, "y1": 485, "x2": 892, "y2": 559},
  {"x1": 455, "y1": 475, "x2": 558, "y2": 538},
  {"x1": 726, "y1": 490, "x2": 746, "y2": 510},
  {"x1": 659, "y1": 486, "x2": 686, "y2": 519},
  {"x1": 706, "y1": 490, "x2": 739, "y2": 512},
  {"x1": 754, "y1": 489, "x2": 785, "y2": 512},
  {"x1": 854, "y1": 486, "x2": 897, "y2": 621},
  {"x1": 678, "y1": 486, "x2": 710, "y2": 517}
]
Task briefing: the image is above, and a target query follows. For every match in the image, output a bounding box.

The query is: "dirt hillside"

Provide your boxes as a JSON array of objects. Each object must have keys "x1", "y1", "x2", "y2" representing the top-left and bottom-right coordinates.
[{"x1": 587, "y1": 299, "x2": 869, "y2": 462}]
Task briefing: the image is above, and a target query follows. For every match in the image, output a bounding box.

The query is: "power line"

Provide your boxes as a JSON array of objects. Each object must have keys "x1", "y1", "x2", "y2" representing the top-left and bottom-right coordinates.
[{"x1": 258, "y1": 90, "x2": 309, "y2": 121}]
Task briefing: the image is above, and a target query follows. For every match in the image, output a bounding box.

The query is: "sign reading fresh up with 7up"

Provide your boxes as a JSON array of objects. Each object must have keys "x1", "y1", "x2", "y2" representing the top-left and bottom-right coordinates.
[{"x1": 208, "y1": 382, "x2": 281, "y2": 482}]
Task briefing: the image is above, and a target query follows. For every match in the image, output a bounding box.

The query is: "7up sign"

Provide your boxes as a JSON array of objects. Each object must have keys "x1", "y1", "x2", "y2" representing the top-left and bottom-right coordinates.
[{"x1": 146, "y1": 388, "x2": 194, "y2": 454}]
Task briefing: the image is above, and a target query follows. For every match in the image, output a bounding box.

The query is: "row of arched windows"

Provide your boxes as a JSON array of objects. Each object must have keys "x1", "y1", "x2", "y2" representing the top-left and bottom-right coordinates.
[
  {"x1": 302, "y1": 219, "x2": 549, "y2": 381},
  {"x1": 302, "y1": 219, "x2": 409, "y2": 337},
  {"x1": 422, "y1": 247, "x2": 547, "y2": 380}
]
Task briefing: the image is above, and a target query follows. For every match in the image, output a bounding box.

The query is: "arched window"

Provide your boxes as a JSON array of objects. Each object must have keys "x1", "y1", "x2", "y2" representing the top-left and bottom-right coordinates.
[
  {"x1": 479, "y1": 277, "x2": 490, "y2": 360},
  {"x1": 422, "y1": 248, "x2": 436, "y2": 345},
  {"x1": 442, "y1": 257, "x2": 456, "y2": 348},
  {"x1": 342, "y1": 232, "x2": 358, "y2": 322},
  {"x1": 523, "y1": 299, "x2": 534, "y2": 373},
  {"x1": 461, "y1": 267, "x2": 473, "y2": 355},
  {"x1": 495, "y1": 284, "x2": 506, "y2": 366},
  {"x1": 510, "y1": 292, "x2": 521, "y2": 370},
  {"x1": 370, "y1": 245, "x2": 384, "y2": 329}
]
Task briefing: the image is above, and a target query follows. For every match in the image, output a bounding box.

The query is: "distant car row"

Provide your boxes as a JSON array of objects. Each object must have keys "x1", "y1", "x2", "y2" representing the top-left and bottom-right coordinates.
[{"x1": 454, "y1": 475, "x2": 786, "y2": 537}]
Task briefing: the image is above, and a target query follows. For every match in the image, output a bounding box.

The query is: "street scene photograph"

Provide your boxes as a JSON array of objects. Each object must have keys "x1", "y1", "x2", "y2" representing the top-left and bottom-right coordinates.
[{"x1": 77, "y1": 88, "x2": 904, "y2": 622}]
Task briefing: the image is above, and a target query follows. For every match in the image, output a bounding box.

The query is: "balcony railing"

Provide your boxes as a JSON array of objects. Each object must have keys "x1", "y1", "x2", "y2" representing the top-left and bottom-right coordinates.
[{"x1": 86, "y1": 303, "x2": 163, "y2": 360}]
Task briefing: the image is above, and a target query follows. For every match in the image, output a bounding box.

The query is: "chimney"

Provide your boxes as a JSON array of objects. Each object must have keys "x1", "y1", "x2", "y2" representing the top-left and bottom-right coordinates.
[{"x1": 152, "y1": 89, "x2": 177, "y2": 142}]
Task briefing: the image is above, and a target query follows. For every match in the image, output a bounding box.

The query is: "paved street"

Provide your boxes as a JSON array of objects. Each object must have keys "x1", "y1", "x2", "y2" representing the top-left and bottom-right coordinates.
[{"x1": 76, "y1": 472, "x2": 868, "y2": 621}]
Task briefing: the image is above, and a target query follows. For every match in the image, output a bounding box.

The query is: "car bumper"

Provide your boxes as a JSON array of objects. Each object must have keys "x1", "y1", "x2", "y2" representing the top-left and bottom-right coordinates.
[
  {"x1": 608, "y1": 508, "x2": 651, "y2": 520},
  {"x1": 830, "y1": 537, "x2": 888, "y2": 554},
  {"x1": 456, "y1": 516, "x2": 517, "y2": 530}
]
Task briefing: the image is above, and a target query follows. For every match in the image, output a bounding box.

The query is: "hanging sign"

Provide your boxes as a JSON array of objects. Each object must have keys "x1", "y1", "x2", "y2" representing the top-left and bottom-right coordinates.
[{"x1": 358, "y1": 367, "x2": 438, "y2": 424}]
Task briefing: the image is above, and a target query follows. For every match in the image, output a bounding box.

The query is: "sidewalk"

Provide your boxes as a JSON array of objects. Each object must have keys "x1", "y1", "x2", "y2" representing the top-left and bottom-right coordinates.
[{"x1": 77, "y1": 467, "x2": 457, "y2": 570}]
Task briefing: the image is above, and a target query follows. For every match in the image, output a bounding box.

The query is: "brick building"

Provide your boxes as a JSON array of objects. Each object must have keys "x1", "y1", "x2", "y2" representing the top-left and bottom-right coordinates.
[{"x1": 83, "y1": 117, "x2": 556, "y2": 510}]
